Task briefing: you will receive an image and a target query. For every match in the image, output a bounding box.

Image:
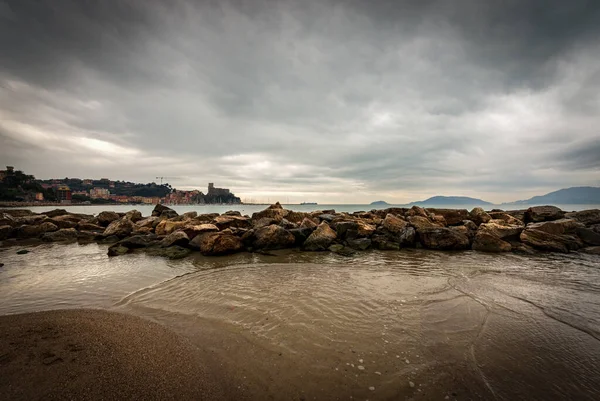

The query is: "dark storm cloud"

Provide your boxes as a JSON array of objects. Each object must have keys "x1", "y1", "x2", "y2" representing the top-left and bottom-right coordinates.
[{"x1": 1, "y1": 0, "x2": 599, "y2": 203}]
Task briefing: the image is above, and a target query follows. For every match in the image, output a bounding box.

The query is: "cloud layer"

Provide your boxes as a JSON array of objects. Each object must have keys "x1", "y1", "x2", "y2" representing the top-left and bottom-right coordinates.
[{"x1": 1, "y1": 0, "x2": 599, "y2": 203}]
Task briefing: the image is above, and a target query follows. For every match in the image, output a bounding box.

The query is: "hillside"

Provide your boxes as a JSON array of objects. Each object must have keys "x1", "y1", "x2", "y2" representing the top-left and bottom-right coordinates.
[
  {"x1": 509, "y1": 186, "x2": 600, "y2": 205},
  {"x1": 410, "y1": 196, "x2": 492, "y2": 206},
  {"x1": 370, "y1": 200, "x2": 389, "y2": 205}
]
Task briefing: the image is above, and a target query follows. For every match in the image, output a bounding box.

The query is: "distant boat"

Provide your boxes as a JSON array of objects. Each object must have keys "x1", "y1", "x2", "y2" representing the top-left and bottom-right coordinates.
[{"x1": 300, "y1": 202, "x2": 318, "y2": 205}]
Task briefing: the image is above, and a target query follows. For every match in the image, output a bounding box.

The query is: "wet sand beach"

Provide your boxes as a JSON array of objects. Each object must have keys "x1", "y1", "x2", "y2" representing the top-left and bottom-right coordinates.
[{"x1": 0, "y1": 309, "x2": 245, "y2": 401}]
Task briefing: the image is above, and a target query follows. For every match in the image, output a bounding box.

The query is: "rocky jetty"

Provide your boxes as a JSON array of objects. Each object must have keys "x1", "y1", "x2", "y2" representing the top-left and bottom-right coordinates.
[{"x1": 1, "y1": 204, "x2": 599, "y2": 259}]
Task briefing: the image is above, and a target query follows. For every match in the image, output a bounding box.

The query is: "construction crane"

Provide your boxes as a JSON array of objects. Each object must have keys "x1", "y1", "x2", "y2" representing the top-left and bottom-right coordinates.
[{"x1": 155, "y1": 176, "x2": 178, "y2": 185}]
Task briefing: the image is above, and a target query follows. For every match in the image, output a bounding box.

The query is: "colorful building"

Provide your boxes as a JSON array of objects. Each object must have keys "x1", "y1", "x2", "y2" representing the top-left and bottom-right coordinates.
[
  {"x1": 56, "y1": 185, "x2": 72, "y2": 204},
  {"x1": 90, "y1": 187, "x2": 110, "y2": 199}
]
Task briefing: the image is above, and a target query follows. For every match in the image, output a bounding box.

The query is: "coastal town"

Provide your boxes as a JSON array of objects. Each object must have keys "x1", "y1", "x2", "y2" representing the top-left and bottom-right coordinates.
[{"x1": 0, "y1": 166, "x2": 241, "y2": 206}]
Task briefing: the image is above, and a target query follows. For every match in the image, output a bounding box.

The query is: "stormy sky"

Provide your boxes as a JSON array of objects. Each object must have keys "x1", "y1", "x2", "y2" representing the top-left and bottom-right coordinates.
[{"x1": 1, "y1": 0, "x2": 599, "y2": 204}]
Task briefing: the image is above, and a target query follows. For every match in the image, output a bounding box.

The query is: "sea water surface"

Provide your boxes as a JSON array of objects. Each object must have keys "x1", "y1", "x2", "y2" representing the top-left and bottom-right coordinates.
[{"x1": 1, "y1": 241, "x2": 599, "y2": 400}]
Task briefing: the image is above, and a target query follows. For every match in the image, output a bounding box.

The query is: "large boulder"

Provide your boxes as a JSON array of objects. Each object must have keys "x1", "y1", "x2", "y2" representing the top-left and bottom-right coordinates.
[
  {"x1": 125, "y1": 210, "x2": 143, "y2": 222},
  {"x1": 564, "y1": 209, "x2": 600, "y2": 226},
  {"x1": 469, "y1": 208, "x2": 491, "y2": 226},
  {"x1": 406, "y1": 205, "x2": 428, "y2": 218},
  {"x1": 525, "y1": 219, "x2": 583, "y2": 235},
  {"x1": 16, "y1": 222, "x2": 58, "y2": 238},
  {"x1": 103, "y1": 217, "x2": 135, "y2": 238},
  {"x1": 188, "y1": 232, "x2": 244, "y2": 256},
  {"x1": 524, "y1": 206, "x2": 565, "y2": 223},
  {"x1": 0, "y1": 209, "x2": 35, "y2": 217},
  {"x1": 182, "y1": 224, "x2": 219, "y2": 240},
  {"x1": 41, "y1": 228, "x2": 79, "y2": 242},
  {"x1": 0, "y1": 213, "x2": 16, "y2": 227},
  {"x1": 136, "y1": 216, "x2": 161, "y2": 229},
  {"x1": 152, "y1": 204, "x2": 176, "y2": 217},
  {"x1": 160, "y1": 231, "x2": 190, "y2": 248},
  {"x1": 155, "y1": 220, "x2": 187, "y2": 236},
  {"x1": 299, "y1": 218, "x2": 318, "y2": 230},
  {"x1": 288, "y1": 227, "x2": 314, "y2": 246},
  {"x1": 580, "y1": 246, "x2": 600, "y2": 255},
  {"x1": 107, "y1": 244, "x2": 130, "y2": 257},
  {"x1": 418, "y1": 228, "x2": 470, "y2": 250},
  {"x1": 335, "y1": 220, "x2": 375, "y2": 240},
  {"x1": 477, "y1": 221, "x2": 523, "y2": 240},
  {"x1": 303, "y1": 222, "x2": 337, "y2": 251},
  {"x1": 97, "y1": 211, "x2": 120, "y2": 226},
  {"x1": 212, "y1": 215, "x2": 252, "y2": 230},
  {"x1": 407, "y1": 216, "x2": 439, "y2": 231},
  {"x1": 519, "y1": 229, "x2": 583, "y2": 253},
  {"x1": 371, "y1": 236, "x2": 400, "y2": 250},
  {"x1": 251, "y1": 203, "x2": 288, "y2": 223},
  {"x1": 253, "y1": 225, "x2": 295, "y2": 250},
  {"x1": 472, "y1": 232, "x2": 512, "y2": 252},
  {"x1": 382, "y1": 214, "x2": 408, "y2": 234},
  {"x1": 488, "y1": 212, "x2": 524, "y2": 226},
  {"x1": 47, "y1": 218, "x2": 77, "y2": 229},
  {"x1": 425, "y1": 209, "x2": 471, "y2": 226}
]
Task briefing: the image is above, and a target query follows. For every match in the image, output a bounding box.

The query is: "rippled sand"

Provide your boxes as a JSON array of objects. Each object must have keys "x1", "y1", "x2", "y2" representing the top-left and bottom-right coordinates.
[{"x1": 1, "y1": 244, "x2": 599, "y2": 400}]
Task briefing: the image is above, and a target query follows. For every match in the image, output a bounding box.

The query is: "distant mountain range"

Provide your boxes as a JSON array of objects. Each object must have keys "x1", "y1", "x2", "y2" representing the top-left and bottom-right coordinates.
[
  {"x1": 410, "y1": 196, "x2": 492, "y2": 206},
  {"x1": 370, "y1": 200, "x2": 389, "y2": 205},
  {"x1": 506, "y1": 186, "x2": 600, "y2": 205},
  {"x1": 372, "y1": 187, "x2": 600, "y2": 208}
]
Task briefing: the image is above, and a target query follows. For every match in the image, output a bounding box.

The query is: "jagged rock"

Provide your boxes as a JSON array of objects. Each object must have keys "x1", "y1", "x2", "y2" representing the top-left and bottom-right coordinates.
[
  {"x1": 382, "y1": 214, "x2": 408, "y2": 234},
  {"x1": 346, "y1": 237, "x2": 372, "y2": 250},
  {"x1": 576, "y1": 228, "x2": 600, "y2": 246},
  {"x1": 212, "y1": 215, "x2": 252, "y2": 230},
  {"x1": 155, "y1": 220, "x2": 187, "y2": 236},
  {"x1": 526, "y1": 219, "x2": 583, "y2": 235},
  {"x1": 182, "y1": 211, "x2": 198, "y2": 219},
  {"x1": 299, "y1": 218, "x2": 318, "y2": 230},
  {"x1": 288, "y1": 227, "x2": 314, "y2": 246},
  {"x1": 160, "y1": 231, "x2": 190, "y2": 248},
  {"x1": 469, "y1": 208, "x2": 491, "y2": 226},
  {"x1": 223, "y1": 210, "x2": 241, "y2": 217},
  {"x1": 16, "y1": 222, "x2": 58, "y2": 238},
  {"x1": 107, "y1": 244, "x2": 130, "y2": 256},
  {"x1": 488, "y1": 212, "x2": 524, "y2": 226},
  {"x1": 98, "y1": 235, "x2": 120, "y2": 244},
  {"x1": 97, "y1": 211, "x2": 120, "y2": 226},
  {"x1": 407, "y1": 216, "x2": 439, "y2": 231},
  {"x1": 406, "y1": 205, "x2": 428, "y2": 218},
  {"x1": 136, "y1": 216, "x2": 161, "y2": 228},
  {"x1": 418, "y1": 228, "x2": 470, "y2": 250},
  {"x1": 103, "y1": 218, "x2": 134, "y2": 238},
  {"x1": 426, "y1": 209, "x2": 469, "y2": 226},
  {"x1": 133, "y1": 226, "x2": 153, "y2": 235},
  {"x1": 41, "y1": 228, "x2": 78, "y2": 242},
  {"x1": 188, "y1": 232, "x2": 244, "y2": 256},
  {"x1": 472, "y1": 232, "x2": 512, "y2": 252},
  {"x1": 336, "y1": 220, "x2": 376, "y2": 240},
  {"x1": 279, "y1": 219, "x2": 297, "y2": 229},
  {"x1": 252, "y1": 204, "x2": 288, "y2": 222},
  {"x1": 303, "y1": 222, "x2": 337, "y2": 251},
  {"x1": 152, "y1": 204, "x2": 174, "y2": 217},
  {"x1": 519, "y1": 229, "x2": 583, "y2": 253},
  {"x1": 430, "y1": 215, "x2": 447, "y2": 226},
  {"x1": 125, "y1": 210, "x2": 143, "y2": 222},
  {"x1": 0, "y1": 225, "x2": 14, "y2": 240},
  {"x1": 580, "y1": 246, "x2": 600, "y2": 255},
  {"x1": 252, "y1": 225, "x2": 295, "y2": 250},
  {"x1": 478, "y1": 221, "x2": 523, "y2": 240},
  {"x1": 284, "y1": 211, "x2": 308, "y2": 224},
  {"x1": 318, "y1": 214, "x2": 336, "y2": 222},
  {"x1": 16, "y1": 249, "x2": 30, "y2": 254},
  {"x1": 252, "y1": 217, "x2": 277, "y2": 229},
  {"x1": 524, "y1": 206, "x2": 565, "y2": 223},
  {"x1": 449, "y1": 225, "x2": 472, "y2": 241},
  {"x1": 182, "y1": 224, "x2": 219, "y2": 240},
  {"x1": 41, "y1": 209, "x2": 69, "y2": 218},
  {"x1": 565, "y1": 209, "x2": 600, "y2": 226},
  {"x1": 511, "y1": 242, "x2": 537, "y2": 254},
  {"x1": 16, "y1": 215, "x2": 48, "y2": 225},
  {"x1": 77, "y1": 222, "x2": 105, "y2": 231}
]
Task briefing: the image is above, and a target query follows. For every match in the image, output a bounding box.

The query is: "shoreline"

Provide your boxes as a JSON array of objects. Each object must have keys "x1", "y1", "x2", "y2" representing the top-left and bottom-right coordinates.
[
  {"x1": 0, "y1": 308, "x2": 246, "y2": 401},
  {"x1": 1, "y1": 203, "x2": 599, "y2": 257}
]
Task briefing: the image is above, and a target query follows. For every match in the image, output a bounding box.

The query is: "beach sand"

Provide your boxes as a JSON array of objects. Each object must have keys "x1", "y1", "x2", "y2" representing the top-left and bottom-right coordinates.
[{"x1": 0, "y1": 309, "x2": 245, "y2": 401}]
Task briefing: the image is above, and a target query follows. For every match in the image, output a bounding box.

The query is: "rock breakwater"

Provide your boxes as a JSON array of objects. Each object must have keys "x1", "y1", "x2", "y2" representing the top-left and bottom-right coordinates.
[{"x1": 1, "y1": 203, "x2": 600, "y2": 258}]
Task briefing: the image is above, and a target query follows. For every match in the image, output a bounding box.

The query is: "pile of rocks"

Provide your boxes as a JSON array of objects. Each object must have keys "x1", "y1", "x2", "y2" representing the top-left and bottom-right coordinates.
[{"x1": 1, "y1": 203, "x2": 599, "y2": 259}]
